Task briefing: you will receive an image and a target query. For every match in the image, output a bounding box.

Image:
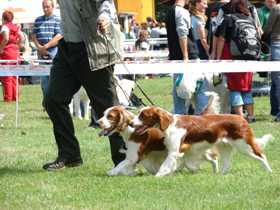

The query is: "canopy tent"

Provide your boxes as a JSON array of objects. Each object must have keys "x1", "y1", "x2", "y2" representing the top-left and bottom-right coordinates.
[{"x1": 0, "y1": 0, "x2": 60, "y2": 24}]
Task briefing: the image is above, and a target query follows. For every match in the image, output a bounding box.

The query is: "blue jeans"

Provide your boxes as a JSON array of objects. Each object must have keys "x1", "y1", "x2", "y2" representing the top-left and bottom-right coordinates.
[
  {"x1": 172, "y1": 74, "x2": 209, "y2": 115},
  {"x1": 41, "y1": 76, "x2": 49, "y2": 98},
  {"x1": 194, "y1": 79, "x2": 209, "y2": 114},
  {"x1": 270, "y1": 41, "x2": 280, "y2": 117},
  {"x1": 230, "y1": 91, "x2": 253, "y2": 106},
  {"x1": 39, "y1": 48, "x2": 57, "y2": 99},
  {"x1": 173, "y1": 74, "x2": 188, "y2": 114}
]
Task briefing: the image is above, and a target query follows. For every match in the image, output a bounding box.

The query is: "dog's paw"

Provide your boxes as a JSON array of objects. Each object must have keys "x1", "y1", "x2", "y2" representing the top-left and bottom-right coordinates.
[
  {"x1": 107, "y1": 168, "x2": 119, "y2": 176},
  {"x1": 155, "y1": 172, "x2": 166, "y2": 177},
  {"x1": 155, "y1": 169, "x2": 171, "y2": 177},
  {"x1": 124, "y1": 168, "x2": 138, "y2": 176}
]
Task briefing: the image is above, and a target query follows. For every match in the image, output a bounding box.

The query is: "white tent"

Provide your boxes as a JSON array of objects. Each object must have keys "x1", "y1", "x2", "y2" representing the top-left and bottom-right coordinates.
[{"x1": 0, "y1": 0, "x2": 60, "y2": 24}]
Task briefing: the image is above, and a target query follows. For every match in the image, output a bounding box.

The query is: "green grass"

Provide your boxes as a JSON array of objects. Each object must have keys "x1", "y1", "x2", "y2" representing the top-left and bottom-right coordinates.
[{"x1": 0, "y1": 77, "x2": 279, "y2": 210}]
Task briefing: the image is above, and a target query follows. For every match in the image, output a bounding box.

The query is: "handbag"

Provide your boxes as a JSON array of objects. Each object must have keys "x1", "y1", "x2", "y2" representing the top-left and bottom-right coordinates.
[{"x1": 175, "y1": 72, "x2": 198, "y2": 99}]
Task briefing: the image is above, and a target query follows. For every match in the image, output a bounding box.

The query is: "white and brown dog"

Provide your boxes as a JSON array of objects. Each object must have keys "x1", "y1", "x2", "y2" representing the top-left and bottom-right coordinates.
[
  {"x1": 98, "y1": 92, "x2": 220, "y2": 176},
  {"x1": 131, "y1": 106, "x2": 272, "y2": 177}
]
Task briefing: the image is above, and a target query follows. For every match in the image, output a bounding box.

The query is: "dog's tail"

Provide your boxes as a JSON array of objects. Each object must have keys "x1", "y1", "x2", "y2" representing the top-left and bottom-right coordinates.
[
  {"x1": 201, "y1": 91, "x2": 220, "y2": 115},
  {"x1": 255, "y1": 134, "x2": 273, "y2": 150}
]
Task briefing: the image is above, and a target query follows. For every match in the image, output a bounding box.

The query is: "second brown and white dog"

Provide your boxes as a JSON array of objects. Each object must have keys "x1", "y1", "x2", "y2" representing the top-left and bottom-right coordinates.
[
  {"x1": 131, "y1": 106, "x2": 273, "y2": 177},
  {"x1": 98, "y1": 92, "x2": 220, "y2": 176}
]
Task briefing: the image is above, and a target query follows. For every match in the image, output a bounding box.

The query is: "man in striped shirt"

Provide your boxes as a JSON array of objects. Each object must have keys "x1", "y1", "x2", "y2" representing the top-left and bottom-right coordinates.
[{"x1": 31, "y1": 0, "x2": 62, "y2": 107}]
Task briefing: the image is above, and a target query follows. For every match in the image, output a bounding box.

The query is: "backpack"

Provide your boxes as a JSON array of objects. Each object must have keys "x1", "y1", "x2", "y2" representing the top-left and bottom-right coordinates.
[{"x1": 229, "y1": 13, "x2": 261, "y2": 60}]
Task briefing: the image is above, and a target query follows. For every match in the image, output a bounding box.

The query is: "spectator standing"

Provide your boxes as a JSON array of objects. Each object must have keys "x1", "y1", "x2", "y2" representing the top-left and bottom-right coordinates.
[
  {"x1": 216, "y1": 0, "x2": 259, "y2": 122},
  {"x1": 128, "y1": 17, "x2": 139, "y2": 39},
  {"x1": 159, "y1": 22, "x2": 168, "y2": 50},
  {"x1": 166, "y1": 0, "x2": 202, "y2": 114},
  {"x1": 188, "y1": 0, "x2": 211, "y2": 115},
  {"x1": 189, "y1": 0, "x2": 210, "y2": 59},
  {"x1": 18, "y1": 24, "x2": 32, "y2": 58},
  {"x1": 42, "y1": 0, "x2": 125, "y2": 171},
  {"x1": 263, "y1": 0, "x2": 280, "y2": 121},
  {"x1": 146, "y1": 16, "x2": 154, "y2": 34},
  {"x1": 18, "y1": 24, "x2": 33, "y2": 85},
  {"x1": 206, "y1": 0, "x2": 229, "y2": 55},
  {"x1": 257, "y1": 0, "x2": 276, "y2": 77},
  {"x1": 211, "y1": 0, "x2": 261, "y2": 59},
  {"x1": 0, "y1": 10, "x2": 24, "y2": 102},
  {"x1": 210, "y1": 0, "x2": 231, "y2": 59},
  {"x1": 127, "y1": 25, "x2": 137, "y2": 39},
  {"x1": 135, "y1": 30, "x2": 150, "y2": 51},
  {"x1": 150, "y1": 22, "x2": 161, "y2": 50},
  {"x1": 135, "y1": 30, "x2": 151, "y2": 79},
  {"x1": 258, "y1": 0, "x2": 276, "y2": 29},
  {"x1": 31, "y1": 0, "x2": 62, "y2": 106},
  {"x1": 159, "y1": 22, "x2": 167, "y2": 38},
  {"x1": 150, "y1": 22, "x2": 161, "y2": 39}
]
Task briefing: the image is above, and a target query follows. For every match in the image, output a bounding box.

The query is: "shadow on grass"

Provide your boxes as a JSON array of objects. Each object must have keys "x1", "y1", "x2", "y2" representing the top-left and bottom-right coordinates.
[
  {"x1": 256, "y1": 115, "x2": 273, "y2": 122},
  {"x1": 0, "y1": 167, "x2": 43, "y2": 177}
]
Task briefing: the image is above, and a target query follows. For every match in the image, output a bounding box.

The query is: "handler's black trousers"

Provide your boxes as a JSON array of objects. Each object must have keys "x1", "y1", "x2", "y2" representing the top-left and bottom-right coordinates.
[{"x1": 44, "y1": 39, "x2": 125, "y2": 166}]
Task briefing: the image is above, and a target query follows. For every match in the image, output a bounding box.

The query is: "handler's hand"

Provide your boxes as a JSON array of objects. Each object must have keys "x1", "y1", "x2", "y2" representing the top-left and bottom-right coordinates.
[
  {"x1": 38, "y1": 46, "x2": 49, "y2": 57},
  {"x1": 97, "y1": 17, "x2": 110, "y2": 34}
]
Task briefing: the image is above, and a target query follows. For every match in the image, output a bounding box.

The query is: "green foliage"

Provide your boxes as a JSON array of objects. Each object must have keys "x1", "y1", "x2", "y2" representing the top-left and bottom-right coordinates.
[{"x1": 0, "y1": 77, "x2": 279, "y2": 210}]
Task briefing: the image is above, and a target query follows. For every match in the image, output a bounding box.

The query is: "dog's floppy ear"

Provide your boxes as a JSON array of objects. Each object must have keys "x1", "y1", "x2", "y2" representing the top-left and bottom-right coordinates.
[
  {"x1": 110, "y1": 107, "x2": 124, "y2": 130},
  {"x1": 117, "y1": 111, "x2": 127, "y2": 131},
  {"x1": 157, "y1": 109, "x2": 172, "y2": 131},
  {"x1": 120, "y1": 109, "x2": 134, "y2": 130},
  {"x1": 117, "y1": 107, "x2": 135, "y2": 131}
]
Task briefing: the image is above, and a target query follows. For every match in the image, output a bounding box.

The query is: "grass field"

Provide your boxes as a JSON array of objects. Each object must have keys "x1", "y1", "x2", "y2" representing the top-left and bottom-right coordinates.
[{"x1": 0, "y1": 77, "x2": 280, "y2": 210}]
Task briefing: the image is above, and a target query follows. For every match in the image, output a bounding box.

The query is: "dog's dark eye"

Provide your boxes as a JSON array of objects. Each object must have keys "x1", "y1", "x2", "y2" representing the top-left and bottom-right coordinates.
[{"x1": 139, "y1": 113, "x2": 144, "y2": 120}]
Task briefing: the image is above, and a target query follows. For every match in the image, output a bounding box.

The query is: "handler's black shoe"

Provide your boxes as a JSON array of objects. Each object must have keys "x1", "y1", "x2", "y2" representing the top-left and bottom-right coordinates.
[{"x1": 43, "y1": 158, "x2": 83, "y2": 171}]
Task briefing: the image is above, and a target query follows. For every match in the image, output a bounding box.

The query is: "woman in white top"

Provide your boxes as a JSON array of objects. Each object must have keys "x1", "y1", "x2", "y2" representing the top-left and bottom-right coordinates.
[{"x1": 189, "y1": 0, "x2": 210, "y2": 59}]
